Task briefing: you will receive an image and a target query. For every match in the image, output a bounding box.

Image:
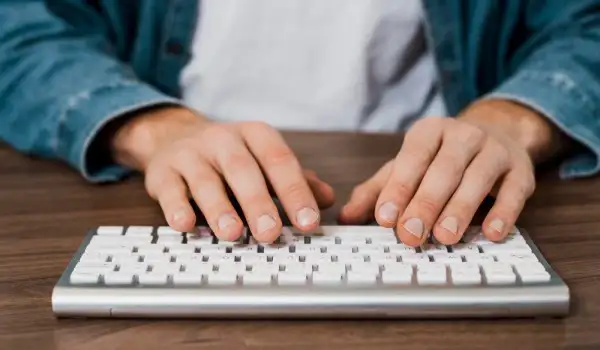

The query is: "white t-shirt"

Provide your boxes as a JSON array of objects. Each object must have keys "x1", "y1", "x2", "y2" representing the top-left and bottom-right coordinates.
[{"x1": 179, "y1": 0, "x2": 446, "y2": 132}]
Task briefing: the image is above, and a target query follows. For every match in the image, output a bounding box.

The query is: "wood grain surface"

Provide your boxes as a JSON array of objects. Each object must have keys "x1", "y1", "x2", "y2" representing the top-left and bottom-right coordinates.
[{"x1": 0, "y1": 131, "x2": 599, "y2": 350}]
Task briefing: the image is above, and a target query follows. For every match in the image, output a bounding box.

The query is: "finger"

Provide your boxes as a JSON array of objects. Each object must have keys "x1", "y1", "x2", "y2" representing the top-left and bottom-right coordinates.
[
  {"x1": 338, "y1": 161, "x2": 392, "y2": 224},
  {"x1": 374, "y1": 118, "x2": 445, "y2": 228},
  {"x1": 206, "y1": 126, "x2": 282, "y2": 243},
  {"x1": 432, "y1": 142, "x2": 510, "y2": 245},
  {"x1": 173, "y1": 153, "x2": 244, "y2": 241},
  {"x1": 482, "y1": 167, "x2": 535, "y2": 241},
  {"x1": 145, "y1": 164, "x2": 196, "y2": 232},
  {"x1": 304, "y1": 169, "x2": 336, "y2": 209},
  {"x1": 240, "y1": 122, "x2": 320, "y2": 232},
  {"x1": 395, "y1": 125, "x2": 485, "y2": 247}
]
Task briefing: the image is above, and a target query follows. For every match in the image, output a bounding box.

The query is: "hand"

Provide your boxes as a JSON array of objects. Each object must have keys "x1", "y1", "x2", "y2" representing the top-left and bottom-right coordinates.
[
  {"x1": 110, "y1": 106, "x2": 335, "y2": 242},
  {"x1": 339, "y1": 99, "x2": 570, "y2": 246}
]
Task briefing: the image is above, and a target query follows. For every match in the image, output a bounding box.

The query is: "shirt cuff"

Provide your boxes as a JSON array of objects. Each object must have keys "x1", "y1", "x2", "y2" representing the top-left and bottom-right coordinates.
[
  {"x1": 482, "y1": 69, "x2": 600, "y2": 179},
  {"x1": 56, "y1": 81, "x2": 185, "y2": 183}
]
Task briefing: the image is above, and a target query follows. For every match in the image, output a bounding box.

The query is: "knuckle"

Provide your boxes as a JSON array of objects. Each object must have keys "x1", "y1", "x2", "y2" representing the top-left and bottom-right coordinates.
[
  {"x1": 281, "y1": 181, "x2": 310, "y2": 202},
  {"x1": 387, "y1": 180, "x2": 413, "y2": 199},
  {"x1": 220, "y1": 151, "x2": 255, "y2": 173},
  {"x1": 262, "y1": 146, "x2": 297, "y2": 168},
  {"x1": 351, "y1": 184, "x2": 373, "y2": 202},
  {"x1": 240, "y1": 120, "x2": 274, "y2": 133},
  {"x1": 201, "y1": 124, "x2": 238, "y2": 144},
  {"x1": 409, "y1": 117, "x2": 445, "y2": 135}
]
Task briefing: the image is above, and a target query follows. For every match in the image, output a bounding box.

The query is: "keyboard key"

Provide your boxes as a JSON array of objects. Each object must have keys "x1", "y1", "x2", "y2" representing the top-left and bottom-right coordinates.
[
  {"x1": 480, "y1": 244, "x2": 532, "y2": 254},
  {"x1": 368, "y1": 253, "x2": 399, "y2": 264},
  {"x1": 230, "y1": 246, "x2": 259, "y2": 255},
  {"x1": 312, "y1": 271, "x2": 344, "y2": 285},
  {"x1": 463, "y1": 254, "x2": 496, "y2": 263},
  {"x1": 207, "y1": 254, "x2": 236, "y2": 264},
  {"x1": 242, "y1": 271, "x2": 272, "y2": 285},
  {"x1": 199, "y1": 245, "x2": 229, "y2": 254},
  {"x1": 449, "y1": 262, "x2": 480, "y2": 273},
  {"x1": 356, "y1": 245, "x2": 386, "y2": 254},
  {"x1": 96, "y1": 226, "x2": 123, "y2": 236},
  {"x1": 494, "y1": 252, "x2": 538, "y2": 263},
  {"x1": 383, "y1": 262, "x2": 413, "y2": 273},
  {"x1": 125, "y1": 226, "x2": 153, "y2": 236},
  {"x1": 118, "y1": 263, "x2": 149, "y2": 275},
  {"x1": 168, "y1": 244, "x2": 196, "y2": 255},
  {"x1": 485, "y1": 272, "x2": 517, "y2": 285},
  {"x1": 271, "y1": 254, "x2": 301, "y2": 264},
  {"x1": 283, "y1": 263, "x2": 313, "y2": 275},
  {"x1": 349, "y1": 262, "x2": 380, "y2": 275},
  {"x1": 149, "y1": 263, "x2": 182, "y2": 274},
  {"x1": 308, "y1": 236, "x2": 338, "y2": 245},
  {"x1": 513, "y1": 261, "x2": 547, "y2": 273},
  {"x1": 294, "y1": 246, "x2": 324, "y2": 254},
  {"x1": 277, "y1": 271, "x2": 308, "y2": 285},
  {"x1": 142, "y1": 254, "x2": 172, "y2": 264},
  {"x1": 183, "y1": 263, "x2": 215, "y2": 274},
  {"x1": 186, "y1": 235, "x2": 215, "y2": 246},
  {"x1": 518, "y1": 270, "x2": 551, "y2": 283},
  {"x1": 431, "y1": 254, "x2": 462, "y2": 264},
  {"x1": 239, "y1": 254, "x2": 269, "y2": 264},
  {"x1": 138, "y1": 272, "x2": 168, "y2": 285},
  {"x1": 451, "y1": 271, "x2": 481, "y2": 285},
  {"x1": 104, "y1": 271, "x2": 134, "y2": 285},
  {"x1": 217, "y1": 262, "x2": 248, "y2": 274},
  {"x1": 422, "y1": 244, "x2": 449, "y2": 255},
  {"x1": 381, "y1": 270, "x2": 412, "y2": 285},
  {"x1": 207, "y1": 271, "x2": 238, "y2": 285},
  {"x1": 250, "y1": 261, "x2": 281, "y2": 274},
  {"x1": 401, "y1": 254, "x2": 430, "y2": 264},
  {"x1": 388, "y1": 244, "x2": 417, "y2": 254},
  {"x1": 368, "y1": 235, "x2": 398, "y2": 243},
  {"x1": 79, "y1": 252, "x2": 110, "y2": 264},
  {"x1": 172, "y1": 272, "x2": 203, "y2": 285},
  {"x1": 336, "y1": 253, "x2": 367, "y2": 264},
  {"x1": 317, "y1": 263, "x2": 346, "y2": 274},
  {"x1": 347, "y1": 271, "x2": 377, "y2": 285},
  {"x1": 416, "y1": 263, "x2": 447, "y2": 285},
  {"x1": 157, "y1": 236, "x2": 183, "y2": 245},
  {"x1": 156, "y1": 226, "x2": 183, "y2": 236},
  {"x1": 452, "y1": 244, "x2": 481, "y2": 255},
  {"x1": 70, "y1": 271, "x2": 100, "y2": 284},
  {"x1": 303, "y1": 254, "x2": 334, "y2": 264}
]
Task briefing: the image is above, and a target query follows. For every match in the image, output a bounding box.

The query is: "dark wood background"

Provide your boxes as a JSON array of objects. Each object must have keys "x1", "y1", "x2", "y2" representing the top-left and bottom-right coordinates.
[{"x1": 1, "y1": 132, "x2": 599, "y2": 350}]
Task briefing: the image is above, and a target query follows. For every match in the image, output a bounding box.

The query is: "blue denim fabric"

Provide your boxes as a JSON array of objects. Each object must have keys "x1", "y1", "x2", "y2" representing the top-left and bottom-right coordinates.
[{"x1": 0, "y1": 0, "x2": 599, "y2": 182}]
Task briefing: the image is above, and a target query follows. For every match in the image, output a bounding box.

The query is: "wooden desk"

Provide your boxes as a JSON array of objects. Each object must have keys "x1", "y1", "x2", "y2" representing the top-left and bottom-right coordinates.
[{"x1": 1, "y1": 132, "x2": 599, "y2": 350}]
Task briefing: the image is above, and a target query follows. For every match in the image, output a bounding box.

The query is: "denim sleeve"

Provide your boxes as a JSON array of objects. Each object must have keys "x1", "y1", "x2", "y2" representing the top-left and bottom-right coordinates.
[
  {"x1": 0, "y1": 1, "x2": 182, "y2": 183},
  {"x1": 483, "y1": 0, "x2": 600, "y2": 179}
]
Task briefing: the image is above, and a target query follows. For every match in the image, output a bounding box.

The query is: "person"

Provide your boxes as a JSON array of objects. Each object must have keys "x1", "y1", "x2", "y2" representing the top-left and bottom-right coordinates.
[{"x1": 0, "y1": 1, "x2": 598, "y2": 248}]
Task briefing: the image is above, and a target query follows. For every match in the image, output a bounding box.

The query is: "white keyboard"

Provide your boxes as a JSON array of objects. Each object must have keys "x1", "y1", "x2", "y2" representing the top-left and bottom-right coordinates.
[{"x1": 52, "y1": 225, "x2": 570, "y2": 318}]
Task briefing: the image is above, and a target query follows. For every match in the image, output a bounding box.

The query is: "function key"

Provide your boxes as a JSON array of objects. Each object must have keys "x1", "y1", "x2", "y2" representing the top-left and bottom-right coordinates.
[
  {"x1": 96, "y1": 226, "x2": 124, "y2": 236},
  {"x1": 125, "y1": 226, "x2": 154, "y2": 236},
  {"x1": 157, "y1": 226, "x2": 184, "y2": 236}
]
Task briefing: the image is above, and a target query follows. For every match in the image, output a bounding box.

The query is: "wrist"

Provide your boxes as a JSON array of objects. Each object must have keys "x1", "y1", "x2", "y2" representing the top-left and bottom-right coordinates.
[
  {"x1": 110, "y1": 105, "x2": 208, "y2": 170},
  {"x1": 457, "y1": 99, "x2": 572, "y2": 164}
]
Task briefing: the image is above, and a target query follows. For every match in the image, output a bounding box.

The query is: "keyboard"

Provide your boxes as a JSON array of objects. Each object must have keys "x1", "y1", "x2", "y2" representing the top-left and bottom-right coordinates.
[{"x1": 52, "y1": 225, "x2": 569, "y2": 318}]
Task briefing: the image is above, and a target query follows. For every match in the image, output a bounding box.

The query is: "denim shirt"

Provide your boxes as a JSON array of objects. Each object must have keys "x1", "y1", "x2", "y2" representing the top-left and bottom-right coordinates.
[{"x1": 0, "y1": 0, "x2": 599, "y2": 182}]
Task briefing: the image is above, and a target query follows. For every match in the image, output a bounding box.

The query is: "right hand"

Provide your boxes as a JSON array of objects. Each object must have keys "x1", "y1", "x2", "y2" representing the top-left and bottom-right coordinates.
[{"x1": 110, "y1": 107, "x2": 335, "y2": 242}]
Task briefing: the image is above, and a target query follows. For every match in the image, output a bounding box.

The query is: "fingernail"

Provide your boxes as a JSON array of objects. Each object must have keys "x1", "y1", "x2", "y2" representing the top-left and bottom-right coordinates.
[
  {"x1": 172, "y1": 209, "x2": 186, "y2": 223},
  {"x1": 490, "y1": 218, "x2": 504, "y2": 233},
  {"x1": 378, "y1": 202, "x2": 399, "y2": 223},
  {"x1": 440, "y1": 216, "x2": 458, "y2": 235},
  {"x1": 296, "y1": 207, "x2": 319, "y2": 227},
  {"x1": 257, "y1": 214, "x2": 276, "y2": 233},
  {"x1": 217, "y1": 214, "x2": 237, "y2": 231},
  {"x1": 403, "y1": 217, "x2": 424, "y2": 238}
]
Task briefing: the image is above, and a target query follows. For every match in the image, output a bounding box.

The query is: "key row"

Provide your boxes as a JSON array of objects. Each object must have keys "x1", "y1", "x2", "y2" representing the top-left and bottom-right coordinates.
[{"x1": 70, "y1": 264, "x2": 549, "y2": 286}]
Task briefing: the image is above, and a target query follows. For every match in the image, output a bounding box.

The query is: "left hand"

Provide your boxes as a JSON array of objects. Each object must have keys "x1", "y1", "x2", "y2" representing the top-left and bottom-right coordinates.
[{"x1": 338, "y1": 99, "x2": 570, "y2": 246}]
